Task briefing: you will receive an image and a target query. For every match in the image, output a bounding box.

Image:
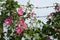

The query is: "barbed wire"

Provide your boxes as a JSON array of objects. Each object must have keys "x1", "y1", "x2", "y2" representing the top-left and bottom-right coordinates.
[
  {"x1": 36, "y1": 16, "x2": 47, "y2": 18},
  {"x1": 21, "y1": 5, "x2": 55, "y2": 9},
  {"x1": 0, "y1": 2, "x2": 55, "y2": 18},
  {"x1": 0, "y1": 2, "x2": 55, "y2": 9}
]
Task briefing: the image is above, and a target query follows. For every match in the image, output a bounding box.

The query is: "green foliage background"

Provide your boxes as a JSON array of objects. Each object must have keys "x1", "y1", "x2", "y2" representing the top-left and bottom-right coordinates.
[{"x1": 0, "y1": 0, "x2": 60, "y2": 40}]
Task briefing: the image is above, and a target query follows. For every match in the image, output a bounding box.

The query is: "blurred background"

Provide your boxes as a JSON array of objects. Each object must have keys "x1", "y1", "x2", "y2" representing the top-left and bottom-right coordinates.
[
  {"x1": 0, "y1": 0, "x2": 60, "y2": 40},
  {"x1": 0, "y1": 0, "x2": 60, "y2": 23}
]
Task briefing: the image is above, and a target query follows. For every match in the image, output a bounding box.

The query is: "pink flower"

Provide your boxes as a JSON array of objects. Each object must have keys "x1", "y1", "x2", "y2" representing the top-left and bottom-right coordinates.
[
  {"x1": 23, "y1": 23, "x2": 27, "y2": 29},
  {"x1": 30, "y1": 12, "x2": 34, "y2": 18},
  {"x1": 17, "y1": 18, "x2": 24, "y2": 26},
  {"x1": 48, "y1": 13, "x2": 53, "y2": 17},
  {"x1": 4, "y1": 16, "x2": 12, "y2": 25},
  {"x1": 16, "y1": 27, "x2": 23, "y2": 34},
  {"x1": 17, "y1": 18, "x2": 27, "y2": 29},
  {"x1": 19, "y1": 18, "x2": 24, "y2": 25},
  {"x1": 55, "y1": 4, "x2": 60, "y2": 12},
  {"x1": 17, "y1": 8, "x2": 23, "y2": 16}
]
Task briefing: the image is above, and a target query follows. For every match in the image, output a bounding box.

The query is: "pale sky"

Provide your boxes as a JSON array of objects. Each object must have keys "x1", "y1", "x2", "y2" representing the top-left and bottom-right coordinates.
[{"x1": 16, "y1": 0, "x2": 60, "y2": 23}]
